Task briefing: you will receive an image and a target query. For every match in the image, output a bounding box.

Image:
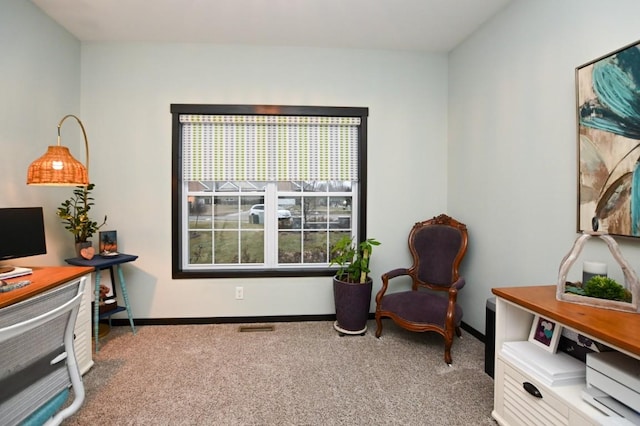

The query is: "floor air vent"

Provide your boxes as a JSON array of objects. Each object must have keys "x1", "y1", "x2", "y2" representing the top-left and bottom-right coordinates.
[{"x1": 238, "y1": 325, "x2": 275, "y2": 332}]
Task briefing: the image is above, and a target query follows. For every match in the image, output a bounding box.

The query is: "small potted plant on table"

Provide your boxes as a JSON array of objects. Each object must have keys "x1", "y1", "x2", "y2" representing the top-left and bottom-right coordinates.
[
  {"x1": 56, "y1": 183, "x2": 107, "y2": 258},
  {"x1": 330, "y1": 235, "x2": 380, "y2": 335}
]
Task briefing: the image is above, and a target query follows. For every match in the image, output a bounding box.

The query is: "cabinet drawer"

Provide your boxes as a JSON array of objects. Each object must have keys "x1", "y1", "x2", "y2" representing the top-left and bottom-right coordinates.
[{"x1": 497, "y1": 358, "x2": 569, "y2": 426}]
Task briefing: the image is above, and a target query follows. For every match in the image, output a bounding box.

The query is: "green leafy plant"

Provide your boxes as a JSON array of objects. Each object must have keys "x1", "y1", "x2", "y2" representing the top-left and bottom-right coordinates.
[
  {"x1": 584, "y1": 276, "x2": 632, "y2": 302},
  {"x1": 330, "y1": 236, "x2": 380, "y2": 283},
  {"x1": 56, "y1": 183, "x2": 107, "y2": 243}
]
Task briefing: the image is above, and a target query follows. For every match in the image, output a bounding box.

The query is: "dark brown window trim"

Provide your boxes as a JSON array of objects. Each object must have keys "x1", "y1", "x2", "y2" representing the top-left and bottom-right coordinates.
[{"x1": 171, "y1": 104, "x2": 369, "y2": 279}]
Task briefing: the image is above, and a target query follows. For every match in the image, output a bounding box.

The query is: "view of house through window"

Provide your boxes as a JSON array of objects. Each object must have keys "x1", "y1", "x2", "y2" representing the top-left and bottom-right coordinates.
[
  {"x1": 172, "y1": 105, "x2": 368, "y2": 278},
  {"x1": 187, "y1": 181, "x2": 355, "y2": 265}
]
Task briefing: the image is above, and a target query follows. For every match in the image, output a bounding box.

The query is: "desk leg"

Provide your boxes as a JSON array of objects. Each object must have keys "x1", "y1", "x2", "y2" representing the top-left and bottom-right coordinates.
[
  {"x1": 116, "y1": 265, "x2": 136, "y2": 334},
  {"x1": 94, "y1": 271, "x2": 102, "y2": 352}
]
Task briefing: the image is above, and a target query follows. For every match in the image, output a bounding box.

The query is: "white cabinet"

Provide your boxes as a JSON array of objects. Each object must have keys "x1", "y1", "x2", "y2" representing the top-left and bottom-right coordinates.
[
  {"x1": 0, "y1": 266, "x2": 94, "y2": 376},
  {"x1": 492, "y1": 286, "x2": 640, "y2": 426},
  {"x1": 495, "y1": 357, "x2": 597, "y2": 425},
  {"x1": 74, "y1": 273, "x2": 94, "y2": 375}
]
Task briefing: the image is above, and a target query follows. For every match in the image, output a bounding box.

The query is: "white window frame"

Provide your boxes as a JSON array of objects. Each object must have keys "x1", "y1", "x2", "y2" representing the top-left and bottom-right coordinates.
[{"x1": 181, "y1": 182, "x2": 358, "y2": 271}]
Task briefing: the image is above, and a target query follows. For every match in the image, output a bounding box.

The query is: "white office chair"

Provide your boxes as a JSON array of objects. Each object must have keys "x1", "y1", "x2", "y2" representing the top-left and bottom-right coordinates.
[{"x1": 0, "y1": 276, "x2": 87, "y2": 426}]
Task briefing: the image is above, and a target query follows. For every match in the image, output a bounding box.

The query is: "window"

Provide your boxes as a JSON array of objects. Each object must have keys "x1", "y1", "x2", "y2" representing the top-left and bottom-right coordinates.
[{"x1": 171, "y1": 105, "x2": 369, "y2": 278}]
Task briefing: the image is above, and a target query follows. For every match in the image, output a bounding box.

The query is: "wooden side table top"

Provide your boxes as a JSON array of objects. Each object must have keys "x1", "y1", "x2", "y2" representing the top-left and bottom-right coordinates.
[{"x1": 0, "y1": 265, "x2": 94, "y2": 309}]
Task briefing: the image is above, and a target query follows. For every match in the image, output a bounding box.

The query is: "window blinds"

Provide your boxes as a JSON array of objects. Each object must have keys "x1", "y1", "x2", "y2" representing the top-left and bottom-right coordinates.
[{"x1": 180, "y1": 115, "x2": 360, "y2": 181}]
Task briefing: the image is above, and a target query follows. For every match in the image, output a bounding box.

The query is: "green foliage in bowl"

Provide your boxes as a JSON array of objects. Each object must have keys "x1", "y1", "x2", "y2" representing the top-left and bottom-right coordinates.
[{"x1": 584, "y1": 276, "x2": 632, "y2": 302}]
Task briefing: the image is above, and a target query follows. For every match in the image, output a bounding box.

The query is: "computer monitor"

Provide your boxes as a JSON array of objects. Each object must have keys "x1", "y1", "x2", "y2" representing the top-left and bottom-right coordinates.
[{"x1": 0, "y1": 207, "x2": 47, "y2": 275}]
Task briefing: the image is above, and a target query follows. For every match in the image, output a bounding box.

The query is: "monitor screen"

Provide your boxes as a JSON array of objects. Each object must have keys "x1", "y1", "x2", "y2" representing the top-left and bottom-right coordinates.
[{"x1": 0, "y1": 207, "x2": 47, "y2": 261}]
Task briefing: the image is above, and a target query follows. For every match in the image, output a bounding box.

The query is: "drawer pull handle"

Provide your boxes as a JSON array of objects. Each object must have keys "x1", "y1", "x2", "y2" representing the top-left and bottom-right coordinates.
[{"x1": 523, "y1": 382, "x2": 542, "y2": 398}]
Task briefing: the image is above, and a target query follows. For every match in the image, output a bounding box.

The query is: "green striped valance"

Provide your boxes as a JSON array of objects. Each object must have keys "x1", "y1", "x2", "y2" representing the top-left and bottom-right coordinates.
[{"x1": 181, "y1": 115, "x2": 360, "y2": 181}]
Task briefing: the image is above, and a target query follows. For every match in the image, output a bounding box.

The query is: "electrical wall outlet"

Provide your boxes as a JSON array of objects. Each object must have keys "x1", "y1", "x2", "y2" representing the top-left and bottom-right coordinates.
[{"x1": 235, "y1": 286, "x2": 244, "y2": 300}]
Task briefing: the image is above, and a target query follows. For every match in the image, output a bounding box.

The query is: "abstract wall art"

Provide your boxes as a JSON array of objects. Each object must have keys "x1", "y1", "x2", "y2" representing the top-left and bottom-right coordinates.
[{"x1": 577, "y1": 39, "x2": 640, "y2": 237}]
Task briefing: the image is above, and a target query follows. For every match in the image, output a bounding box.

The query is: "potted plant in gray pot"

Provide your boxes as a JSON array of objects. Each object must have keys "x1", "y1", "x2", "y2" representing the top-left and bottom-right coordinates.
[
  {"x1": 56, "y1": 183, "x2": 107, "y2": 257},
  {"x1": 330, "y1": 235, "x2": 380, "y2": 335}
]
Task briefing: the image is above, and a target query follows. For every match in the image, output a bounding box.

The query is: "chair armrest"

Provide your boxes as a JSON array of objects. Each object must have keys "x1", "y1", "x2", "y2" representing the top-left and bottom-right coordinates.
[
  {"x1": 446, "y1": 277, "x2": 466, "y2": 303},
  {"x1": 444, "y1": 277, "x2": 466, "y2": 324},
  {"x1": 382, "y1": 268, "x2": 409, "y2": 281},
  {"x1": 376, "y1": 268, "x2": 410, "y2": 305},
  {"x1": 452, "y1": 277, "x2": 465, "y2": 291}
]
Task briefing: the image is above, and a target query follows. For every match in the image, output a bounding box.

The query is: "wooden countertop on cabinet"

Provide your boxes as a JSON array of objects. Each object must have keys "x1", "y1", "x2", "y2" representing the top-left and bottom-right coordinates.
[
  {"x1": 492, "y1": 285, "x2": 640, "y2": 357},
  {"x1": 0, "y1": 265, "x2": 94, "y2": 309}
]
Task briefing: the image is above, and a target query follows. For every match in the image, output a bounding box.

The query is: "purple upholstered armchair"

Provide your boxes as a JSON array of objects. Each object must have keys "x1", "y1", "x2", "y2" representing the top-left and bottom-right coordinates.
[{"x1": 375, "y1": 214, "x2": 468, "y2": 365}]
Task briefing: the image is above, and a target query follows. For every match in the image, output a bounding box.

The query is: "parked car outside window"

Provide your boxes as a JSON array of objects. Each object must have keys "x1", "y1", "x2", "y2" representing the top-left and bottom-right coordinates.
[{"x1": 249, "y1": 204, "x2": 291, "y2": 219}]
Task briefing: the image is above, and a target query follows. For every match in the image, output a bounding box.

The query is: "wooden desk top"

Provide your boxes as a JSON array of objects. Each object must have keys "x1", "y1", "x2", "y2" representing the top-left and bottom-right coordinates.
[
  {"x1": 492, "y1": 285, "x2": 640, "y2": 357},
  {"x1": 0, "y1": 266, "x2": 94, "y2": 309}
]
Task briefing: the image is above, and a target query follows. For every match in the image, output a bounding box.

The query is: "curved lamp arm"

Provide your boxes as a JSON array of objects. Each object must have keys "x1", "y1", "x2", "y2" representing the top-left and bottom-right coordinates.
[{"x1": 58, "y1": 114, "x2": 90, "y2": 178}]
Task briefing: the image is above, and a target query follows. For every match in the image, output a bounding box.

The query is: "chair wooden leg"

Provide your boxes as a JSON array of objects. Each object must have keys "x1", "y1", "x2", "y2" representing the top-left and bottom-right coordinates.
[
  {"x1": 375, "y1": 315, "x2": 383, "y2": 338},
  {"x1": 444, "y1": 329, "x2": 454, "y2": 364},
  {"x1": 455, "y1": 326, "x2": 462, "y2": 337},
  {"x1": 444, "y1": 341, "x2": 453, "y2": 365}
]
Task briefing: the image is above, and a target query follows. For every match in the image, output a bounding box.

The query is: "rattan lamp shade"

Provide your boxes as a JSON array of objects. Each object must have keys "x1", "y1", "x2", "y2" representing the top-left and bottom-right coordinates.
[
  {"x1": 27, "y1": 145, "x2": 88, "y2": 186},
  {"x1": 27, "y1": 114, "x2": 90, "y2": 186}
]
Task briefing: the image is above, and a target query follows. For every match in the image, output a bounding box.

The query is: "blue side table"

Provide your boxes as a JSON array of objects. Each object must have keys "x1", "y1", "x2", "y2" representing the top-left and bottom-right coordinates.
[{"x1": 65, "y1": 253, "x2": 138, "y2": 352}]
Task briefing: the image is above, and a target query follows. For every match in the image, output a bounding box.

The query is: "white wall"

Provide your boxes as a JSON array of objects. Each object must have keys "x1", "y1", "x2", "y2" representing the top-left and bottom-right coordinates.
[
  {"x1": 79, "y1": 43, "x2": 449, "y2": 318},
  {"x1": 0, "y1": 0, "x2": 80, "y2": 265},
  {"x1": 16, "y1": 0, "x2": 640, "y2": 334},
  {"x1": 449, "y1": 0, "x2": 640, "y2": 332}
]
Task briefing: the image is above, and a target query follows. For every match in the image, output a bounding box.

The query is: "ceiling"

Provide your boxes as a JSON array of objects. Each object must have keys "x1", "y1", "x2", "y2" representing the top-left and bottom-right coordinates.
[{"x1": 31, "y1": 0, "x2": 511, "y2": 53}]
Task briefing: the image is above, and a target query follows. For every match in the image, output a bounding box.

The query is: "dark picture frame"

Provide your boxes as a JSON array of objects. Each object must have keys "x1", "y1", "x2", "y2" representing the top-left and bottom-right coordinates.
[
  {"x1": 99, "y1": 230, "x2": 118, "y2": 255},
  {"x1": 528, "y1": 314, "x2": 562, "y2": 353},
  {"x1": 577, "y1": 39, "x2": 640, "y2": 237}
]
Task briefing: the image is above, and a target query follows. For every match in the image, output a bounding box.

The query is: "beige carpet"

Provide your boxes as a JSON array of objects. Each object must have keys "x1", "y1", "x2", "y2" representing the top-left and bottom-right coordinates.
[{"x1": 66, "y1": 320, "x2": 495, "y2": 425}]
